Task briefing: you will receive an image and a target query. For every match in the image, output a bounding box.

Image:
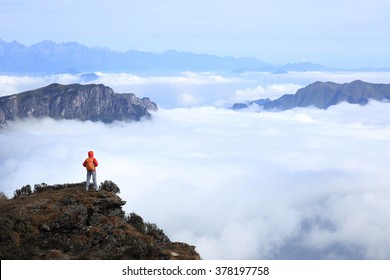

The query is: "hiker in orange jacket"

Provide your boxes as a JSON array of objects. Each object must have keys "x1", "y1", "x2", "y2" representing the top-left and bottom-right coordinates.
[{"x1": 83, "y1": 150, "x2": 99, "y2": 191}]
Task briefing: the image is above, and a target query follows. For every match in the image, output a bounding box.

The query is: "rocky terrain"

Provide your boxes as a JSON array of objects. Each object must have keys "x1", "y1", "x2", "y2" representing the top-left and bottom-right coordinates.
[
  {"x1": 0, "y1": 181, "x2": 200, "y2": 260},
  {"x1": 0, "y1": 83, "x2": 158, "y2": 126},
  {"x1": 232, "y1": 80, "x2": 390, "y2": 111}
]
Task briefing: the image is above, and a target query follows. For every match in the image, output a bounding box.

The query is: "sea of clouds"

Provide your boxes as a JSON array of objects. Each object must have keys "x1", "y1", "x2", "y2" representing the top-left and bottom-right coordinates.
[
  {"x1": 2, "y1": 70, "x2": 390, "y2": 108},
  {"x1": 1, "y1": 71, "x2": 390, "y2": 259}
]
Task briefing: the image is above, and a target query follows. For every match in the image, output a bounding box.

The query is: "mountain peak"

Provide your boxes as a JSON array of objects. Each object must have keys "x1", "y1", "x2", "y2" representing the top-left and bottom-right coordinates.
[
  {"x1": 232, "y1": 80, "x2": 390, "y2": 111},
  {"x1": 0, "y1": 83, "x2": 158, "y2": 125},
  {"x1": 0, "y1": 181, "x2": 200, "y2": 260},
  {"x1": 0, "y1": 38, "x2": 338, "y2": 74}
]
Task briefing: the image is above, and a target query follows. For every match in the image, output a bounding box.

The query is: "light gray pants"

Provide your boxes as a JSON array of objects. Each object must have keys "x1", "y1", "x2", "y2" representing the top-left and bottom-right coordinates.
[{"x1": 86, "y1": 171, "x2": 97, "y2": 191}]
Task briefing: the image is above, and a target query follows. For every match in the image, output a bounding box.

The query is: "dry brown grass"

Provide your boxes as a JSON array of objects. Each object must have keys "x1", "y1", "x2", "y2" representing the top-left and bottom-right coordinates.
[{"x1": 0, "y1": 182, "x2": 200, "y2": 260}]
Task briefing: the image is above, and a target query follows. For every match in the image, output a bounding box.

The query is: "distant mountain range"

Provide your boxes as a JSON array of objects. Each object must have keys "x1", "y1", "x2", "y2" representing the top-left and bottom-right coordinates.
[
  {"x1": 0, "y1": 83, "x2": 157, "y2": 126},
  {"x1": 232, "y1": 80, "x2": 390, "y2": 111},
  {"x1": 0, "y1": 39, "x2": 355, "y2": 75}
]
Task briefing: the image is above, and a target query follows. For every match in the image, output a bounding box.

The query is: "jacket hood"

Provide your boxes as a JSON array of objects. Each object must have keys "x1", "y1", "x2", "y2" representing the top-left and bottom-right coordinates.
[{"x1": 88, "y1": 151, "x2": 94, "y2": 158}]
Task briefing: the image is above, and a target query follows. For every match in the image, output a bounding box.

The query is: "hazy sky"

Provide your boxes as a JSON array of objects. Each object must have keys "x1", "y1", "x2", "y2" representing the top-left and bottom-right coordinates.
[{"x1": 1, "y1": 0, "x2": 390, "y2": 67}]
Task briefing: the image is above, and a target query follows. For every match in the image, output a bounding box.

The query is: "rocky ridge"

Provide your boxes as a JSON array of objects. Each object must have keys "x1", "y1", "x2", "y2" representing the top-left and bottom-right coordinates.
[
  {"x1": 0, "y1": 181, "x2": 200, "y2": 260},
  {"x1": 232, "y1": 80, "x2": 390, "y2": 111},
  {"x1": 0, "y1": 83, "x2": 158, "y2": 126}
]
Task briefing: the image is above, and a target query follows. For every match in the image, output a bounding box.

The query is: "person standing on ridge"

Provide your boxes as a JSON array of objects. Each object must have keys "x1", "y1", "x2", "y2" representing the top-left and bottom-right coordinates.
[{"x1": 83, "y1": 150, "x2": 99, "y2": 191}]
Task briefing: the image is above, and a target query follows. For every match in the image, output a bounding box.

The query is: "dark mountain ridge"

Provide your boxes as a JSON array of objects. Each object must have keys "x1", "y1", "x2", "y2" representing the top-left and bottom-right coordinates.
[
  {"x1": 0, "y1": 83, "x2": 158, "y2": 126},
  {"x1": 0, "y1": 181, "x2": 200, "y2": 260},
  {"x1": 232, "y1": 80, "x2": 390, "y2": 111}
]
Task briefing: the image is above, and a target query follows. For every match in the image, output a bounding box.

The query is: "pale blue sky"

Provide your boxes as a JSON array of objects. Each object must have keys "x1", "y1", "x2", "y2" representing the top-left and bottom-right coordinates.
[{"x1": 1, "y1": 0, "x2": 390, "y2": 67}]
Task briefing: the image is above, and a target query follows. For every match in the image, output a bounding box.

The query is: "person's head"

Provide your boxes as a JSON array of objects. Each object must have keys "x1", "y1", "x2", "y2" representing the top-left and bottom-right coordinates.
[{"x1": 88, "y1": 151, "x2": 94, "y2": 157}]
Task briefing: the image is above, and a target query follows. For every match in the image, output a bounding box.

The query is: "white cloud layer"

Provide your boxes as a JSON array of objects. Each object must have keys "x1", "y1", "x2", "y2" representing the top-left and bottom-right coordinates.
[
  {"x1": 3, "y1": 71, "x2": 390, "y2": 109},
  {"x1": 0, "y1": 74, "x2": 81, "y2": 96},
  {"x1": 2, "y1": 101, "x2": 390, "y2": 259}
]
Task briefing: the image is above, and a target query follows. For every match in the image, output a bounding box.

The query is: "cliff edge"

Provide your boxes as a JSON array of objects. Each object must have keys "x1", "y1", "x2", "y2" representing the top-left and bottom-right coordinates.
[
  {"x1": 0, "y1": 182, "x2": 200, "y2": 260},
  {"x1": 0, "y1": 83, "x2": 158, "y2": 126}
]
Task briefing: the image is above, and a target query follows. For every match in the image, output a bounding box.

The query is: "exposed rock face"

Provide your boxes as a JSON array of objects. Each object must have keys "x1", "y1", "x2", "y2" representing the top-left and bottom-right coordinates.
[
  {"x1": 0, "y1": 182, "x2": 200, "y2": 260},
  {"x1": 0, "y1": 83, "x2": 158, "y2": 125},
  {"x1": 232, "y1": 80, "x2": 390, "y2": 111}
]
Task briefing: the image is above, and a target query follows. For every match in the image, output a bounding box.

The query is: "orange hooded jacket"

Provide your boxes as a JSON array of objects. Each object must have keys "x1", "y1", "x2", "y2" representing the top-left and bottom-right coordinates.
[{"x1": 83, "y1": 151, "x2": 99, "y2": 171}]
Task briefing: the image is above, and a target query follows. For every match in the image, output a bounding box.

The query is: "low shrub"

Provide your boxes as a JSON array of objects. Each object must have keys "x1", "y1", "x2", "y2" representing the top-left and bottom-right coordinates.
[
  {"x1": 99, "y1": 180, "x2": 120, "y2": 193},
  {"x1": 13, "y1": 185, "x2": 32, "y2": 198},
  {"x1": 0, "y1": 191, "x2": 8, "y2": 201},
  {"x1": 126, "y1": 212, "x2": 170, "y2": 243}
]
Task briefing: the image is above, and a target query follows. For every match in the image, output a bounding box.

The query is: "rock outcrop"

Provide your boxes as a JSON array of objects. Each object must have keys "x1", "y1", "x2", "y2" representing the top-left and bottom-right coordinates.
[
  {"x1": 0, "y1": 182, "x2": 200, "y2": 260},
  {"x1": 232, "y1": 80, "x2": 390, "y2": 111},
  {"x1": 0, "y1": 83, "x2": 158, "y2": 126}
]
